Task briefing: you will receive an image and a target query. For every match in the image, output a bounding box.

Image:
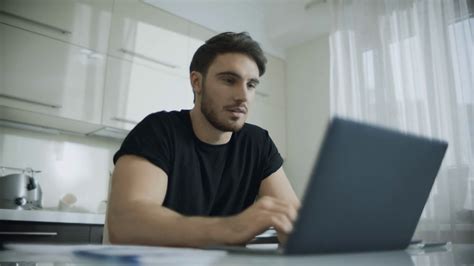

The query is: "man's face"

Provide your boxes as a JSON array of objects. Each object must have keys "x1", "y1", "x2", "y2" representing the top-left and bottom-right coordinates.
[{"x1": 198, "y1": 53, "x2": 260, "y2": 132}]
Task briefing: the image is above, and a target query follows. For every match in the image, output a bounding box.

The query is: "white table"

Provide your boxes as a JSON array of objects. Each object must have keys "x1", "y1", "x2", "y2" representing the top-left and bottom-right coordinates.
[{"x1": 0, "y1": 243, "x2": 472, "y2": 265}]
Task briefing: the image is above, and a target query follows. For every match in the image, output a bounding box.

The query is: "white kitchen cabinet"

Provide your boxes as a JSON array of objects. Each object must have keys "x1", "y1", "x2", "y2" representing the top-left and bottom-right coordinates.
[
  {"x1": 102, "y1": 56, "x2": 194, "y2": 130},
  {"x1": 0, "y1": 0, "x2": 113, "y2": 53},
  {"x1": 108, "y1": 0, "x2": 190, "y2": 78},
  {"x1": 0, "y1": 24, "x2": 105, "y2": 128}
]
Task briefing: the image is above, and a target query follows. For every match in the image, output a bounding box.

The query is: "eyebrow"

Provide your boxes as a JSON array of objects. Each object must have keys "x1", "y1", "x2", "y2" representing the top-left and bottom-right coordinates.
[{"x1": 216, "y1": 71, "x2": 260, "y2": 84}]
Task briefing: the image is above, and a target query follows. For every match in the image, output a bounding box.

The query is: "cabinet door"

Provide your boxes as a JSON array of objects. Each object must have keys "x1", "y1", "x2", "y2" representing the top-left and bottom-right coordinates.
[
  {"x1": 0, "y1": 0, "x2": 113, "y2": 53},
  {"x1": 0, "y1": 24, "x2": 105, "y2": 124},
  {"x1": 89, "y1": 225, "x2": 104, "y2": 244},
  {"x1": 0, "y1": 221, "x2": 91, "y2": 244},
  {"x1": 108, "y1": 0, "x2": 190, "y2": 78},
  {"x1": 102, "y1": 56, "x2": 194, "y2": 130}
]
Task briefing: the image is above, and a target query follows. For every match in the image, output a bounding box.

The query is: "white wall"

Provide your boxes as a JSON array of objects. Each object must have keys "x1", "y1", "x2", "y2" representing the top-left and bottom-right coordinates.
[
  {"x1": 285, "y1": 34, "x2": 330, "y2": 198},
  {"x1": 0, "y1": 126, "x2": 120, "y2": 213}
]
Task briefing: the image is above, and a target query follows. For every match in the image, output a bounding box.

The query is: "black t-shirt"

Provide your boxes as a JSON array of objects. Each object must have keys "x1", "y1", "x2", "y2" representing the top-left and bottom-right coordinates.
[{"x1": 113, "y1": 110, "x2": 283, "y2": 216}]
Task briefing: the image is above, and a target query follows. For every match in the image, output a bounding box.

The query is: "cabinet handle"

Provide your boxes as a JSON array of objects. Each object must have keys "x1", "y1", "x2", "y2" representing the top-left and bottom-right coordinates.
[
  {"x1": 119, "y1": 48, "x2": 178, "y2": 69},
  {"x1": 0, "y1": 231, "x2": 58, "y2": 236},
  {"x1": 0, "y1": 93, "x2": 62, "y2": 109},
  {"x1": 111, "y1": 116, "x2": 139, "y2": 125},
  {"x1": 0, "y1": 10, "x2": 72, "y2": 35},
  {"x1": 256, "y1": 91, "x2": 269, "y2": 98}
]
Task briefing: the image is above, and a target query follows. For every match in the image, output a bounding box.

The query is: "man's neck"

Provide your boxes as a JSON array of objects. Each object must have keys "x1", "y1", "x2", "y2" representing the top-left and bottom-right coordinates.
[{"x1": 189, "y1": 107, "x2": 232, "y2": 145}]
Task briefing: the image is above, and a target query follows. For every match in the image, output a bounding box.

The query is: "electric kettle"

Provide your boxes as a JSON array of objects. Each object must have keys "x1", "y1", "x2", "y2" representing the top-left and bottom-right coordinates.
[{"x1": 0, "y1": 169, "x2": 43, "y2": 210}]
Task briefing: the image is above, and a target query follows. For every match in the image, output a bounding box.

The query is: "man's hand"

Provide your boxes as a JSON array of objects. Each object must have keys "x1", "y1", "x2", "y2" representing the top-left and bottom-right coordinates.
[{"x1": 217, "y1": 196, "x2": 299, "y2": 245}]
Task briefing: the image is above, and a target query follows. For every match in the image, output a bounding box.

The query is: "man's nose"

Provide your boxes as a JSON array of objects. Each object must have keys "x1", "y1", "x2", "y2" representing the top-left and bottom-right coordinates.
[{"x1": 233, "y1": 82, "x2": 249, "y2": 102}]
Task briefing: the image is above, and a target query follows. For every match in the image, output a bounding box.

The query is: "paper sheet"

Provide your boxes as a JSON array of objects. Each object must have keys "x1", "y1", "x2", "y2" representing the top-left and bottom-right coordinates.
[{"x1": 4, "y1": 243, "x2": 227, "y2": 263}]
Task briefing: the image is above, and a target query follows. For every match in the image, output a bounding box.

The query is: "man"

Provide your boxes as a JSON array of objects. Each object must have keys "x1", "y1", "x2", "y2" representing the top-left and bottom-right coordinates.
[{"x1": 106, "y1": 32, "x2": 300, "y2": 247}]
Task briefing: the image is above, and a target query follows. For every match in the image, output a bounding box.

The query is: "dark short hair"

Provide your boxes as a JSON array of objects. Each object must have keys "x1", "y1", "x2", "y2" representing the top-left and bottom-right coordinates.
[{"x1": 190, "y1": 32, "x2": 267, "y2": 77}]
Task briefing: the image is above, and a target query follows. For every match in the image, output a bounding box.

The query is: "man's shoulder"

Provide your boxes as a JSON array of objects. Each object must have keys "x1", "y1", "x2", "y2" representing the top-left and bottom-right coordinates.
[
  {"x1": 139, "y1": 109, "x2": 189, "y2": 126},
  {"x1": 129, "y1": 110, "x2": 189, "y2": 138},
  {"x1": 242, "y1": 122, "x2": 266, "y2": 132},
  {"x1": 238, "y1": 122, "x2": 270, "y2": 140},
  {"x1": 145, "y1": 109, "x2": 188, "y2": 121}
]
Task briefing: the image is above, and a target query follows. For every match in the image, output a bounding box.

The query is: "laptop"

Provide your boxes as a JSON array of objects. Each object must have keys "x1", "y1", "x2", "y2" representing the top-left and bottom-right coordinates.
[{"x1": 208, "y1": 117, "x2": 448, "y2": 255}]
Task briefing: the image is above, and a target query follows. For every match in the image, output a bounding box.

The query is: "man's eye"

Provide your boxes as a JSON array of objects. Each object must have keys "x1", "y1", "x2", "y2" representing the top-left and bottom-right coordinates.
[
  {"x1": 248, "y1": 83, "x2": 257, "y2": 89},
  {"x1": 223, "y1": 78, "x2": 235, "y2": 84}
]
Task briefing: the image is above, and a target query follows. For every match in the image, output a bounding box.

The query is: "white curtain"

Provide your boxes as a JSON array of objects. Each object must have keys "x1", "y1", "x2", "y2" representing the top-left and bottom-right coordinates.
[{"x1": 330, "y1": 0, "x2": 473, "y2": 243}]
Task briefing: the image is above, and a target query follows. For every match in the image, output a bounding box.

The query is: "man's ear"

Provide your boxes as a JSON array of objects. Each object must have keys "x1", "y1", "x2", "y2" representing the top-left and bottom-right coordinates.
[{"x1": 190, "y1": 71, "x2": 203, "y2": 95}]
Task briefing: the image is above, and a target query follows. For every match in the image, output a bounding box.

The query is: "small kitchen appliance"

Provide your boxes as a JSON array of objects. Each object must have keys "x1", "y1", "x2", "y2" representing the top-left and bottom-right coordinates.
[{"x1": 0, "y1": 167, "x2": 43, "y2": 210}]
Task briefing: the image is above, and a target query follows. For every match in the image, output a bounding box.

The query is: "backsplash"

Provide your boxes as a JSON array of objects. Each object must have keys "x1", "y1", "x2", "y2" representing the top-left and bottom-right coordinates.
[{"x1": 0, "y1": 125, "x2": 121, "y2": 213}]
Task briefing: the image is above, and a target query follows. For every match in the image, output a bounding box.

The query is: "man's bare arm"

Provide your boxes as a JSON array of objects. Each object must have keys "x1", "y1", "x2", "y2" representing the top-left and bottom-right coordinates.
[
  {"x1": 259, "y1": 167, "x2": 300, "y2": 209},
  {"x1": 258, "y1": 167, "x2": 301, "y2": 243},
  {"x1": 107, "y1": 155, "x2": 297, "y2": 247}
]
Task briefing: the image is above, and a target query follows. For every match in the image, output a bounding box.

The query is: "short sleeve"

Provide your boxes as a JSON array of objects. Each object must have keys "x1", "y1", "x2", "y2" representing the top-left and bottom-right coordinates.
[
  {"x1": 113, "y1": 113, "x2": 172, "y2": 175},
  {"x1": 260, "y1": 131, "x2": 284, "y2": 180}
]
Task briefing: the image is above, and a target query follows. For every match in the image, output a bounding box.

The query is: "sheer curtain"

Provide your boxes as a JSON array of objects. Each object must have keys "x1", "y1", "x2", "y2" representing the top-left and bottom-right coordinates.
[{"x1": 330, "y1": 0, "x2": 473, "y2": 243}]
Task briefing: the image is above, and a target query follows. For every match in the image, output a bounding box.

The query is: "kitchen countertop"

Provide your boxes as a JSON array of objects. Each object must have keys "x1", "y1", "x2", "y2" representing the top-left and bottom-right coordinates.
[{"x1": 0, "y1": 209, "x2": 105, "y2": 225}]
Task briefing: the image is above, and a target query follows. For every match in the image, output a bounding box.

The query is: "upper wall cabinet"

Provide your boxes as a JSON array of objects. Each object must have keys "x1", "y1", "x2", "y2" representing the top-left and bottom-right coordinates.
[
  {"x1": 102, "y1": 56, "x2": 194, "y2": 131},
  {"x1": 0, "y1": 24, "x2": 105, "y2": 126},
  {"x1": 108, "y1": 0, "x2": 190, "y2": 78},
  {"x1": 102, "y1": 4, "x2": 215, "y2": 131},
  {"x1": 0, "y1": 0, "x2": 113, "y2": 53}
]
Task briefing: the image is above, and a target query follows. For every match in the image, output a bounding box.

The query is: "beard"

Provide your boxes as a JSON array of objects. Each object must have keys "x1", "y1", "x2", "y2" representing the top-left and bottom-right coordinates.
[{"x1": 200, "y1": 83, "x2": 246, "y2": 132}]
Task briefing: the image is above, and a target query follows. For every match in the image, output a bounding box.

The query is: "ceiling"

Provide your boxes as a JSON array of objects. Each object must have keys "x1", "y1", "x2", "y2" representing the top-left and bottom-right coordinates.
[{"x1": 143, "y1": 0, "x2": 331, "y2": 58}]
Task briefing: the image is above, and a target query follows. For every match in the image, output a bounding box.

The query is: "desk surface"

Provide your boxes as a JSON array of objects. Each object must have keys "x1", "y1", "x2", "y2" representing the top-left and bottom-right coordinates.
[{"x1": 0, "y1": 243, "x2": 473, "y2": 265}]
